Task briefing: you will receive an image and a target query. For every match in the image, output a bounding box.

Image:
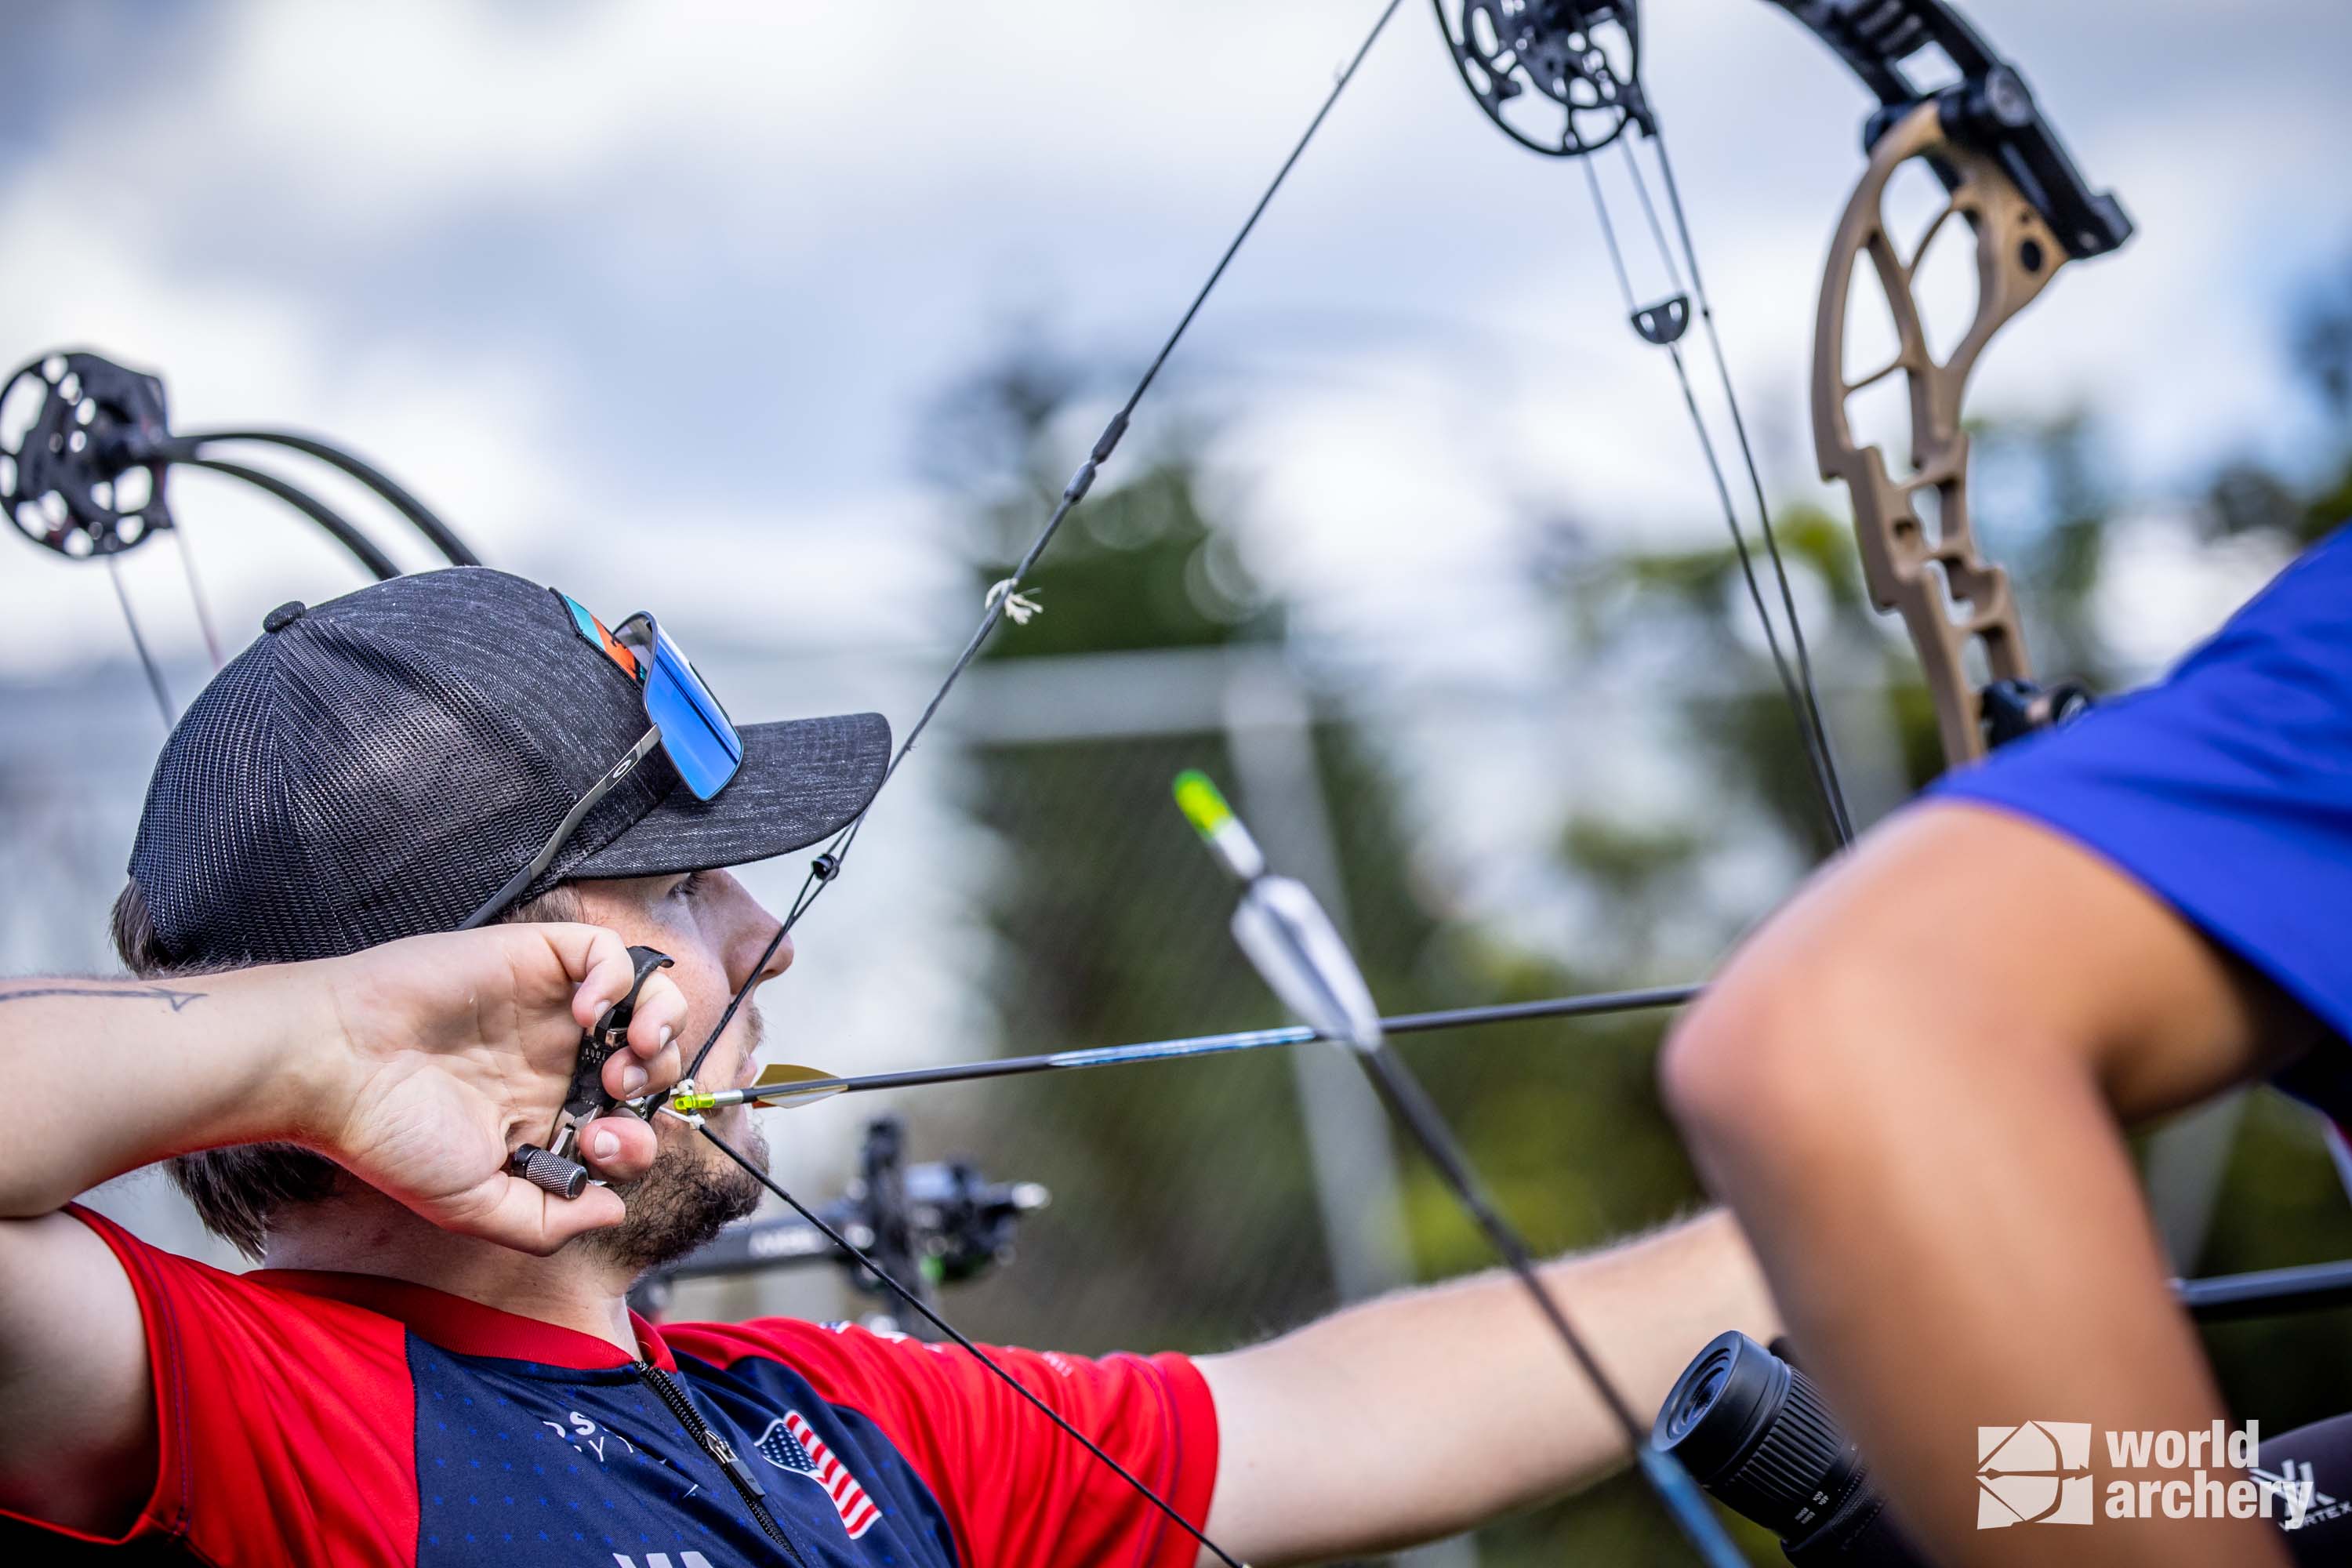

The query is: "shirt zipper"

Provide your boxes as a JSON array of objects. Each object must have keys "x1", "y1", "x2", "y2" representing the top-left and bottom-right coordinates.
[{"x1": 635, "y1": 1359, "x2": 811, "y2": 1566}]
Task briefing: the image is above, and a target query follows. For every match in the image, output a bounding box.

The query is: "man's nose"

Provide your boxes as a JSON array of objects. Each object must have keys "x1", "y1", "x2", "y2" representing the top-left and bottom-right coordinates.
[{"x1": 713, "y1": 870, "x2": 793, "y2": 986}]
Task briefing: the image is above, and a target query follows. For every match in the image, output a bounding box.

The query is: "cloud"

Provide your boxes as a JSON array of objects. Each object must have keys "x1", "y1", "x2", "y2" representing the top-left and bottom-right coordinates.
[{"x1": 1, "y1": 0, "x2": 2346, "y2": 677}]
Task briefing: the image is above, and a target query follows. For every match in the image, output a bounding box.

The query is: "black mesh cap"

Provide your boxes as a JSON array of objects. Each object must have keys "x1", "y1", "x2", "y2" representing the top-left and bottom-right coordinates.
[{"x1": 128, "y1": 567, "x2": 889, "y2": 966}]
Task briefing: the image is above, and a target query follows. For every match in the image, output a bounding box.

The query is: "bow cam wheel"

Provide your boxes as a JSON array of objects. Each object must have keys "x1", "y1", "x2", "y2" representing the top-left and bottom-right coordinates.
[
  {"x1": 0, "y1": 350, "x2": 175, "y2": 560},
  {"x1": 1435, "y1": 0, "x2": 1646, "y2": 158}
]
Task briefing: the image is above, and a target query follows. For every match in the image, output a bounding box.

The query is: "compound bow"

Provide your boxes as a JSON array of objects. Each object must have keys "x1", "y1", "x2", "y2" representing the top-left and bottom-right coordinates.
[{"x1": 5, "y1": 2, "x2": 2147, "y2": 1562}]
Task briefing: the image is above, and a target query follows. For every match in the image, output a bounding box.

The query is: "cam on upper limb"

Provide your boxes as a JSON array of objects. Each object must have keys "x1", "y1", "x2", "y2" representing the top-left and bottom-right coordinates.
[
  {"x1": 0, "y1": 925, "x2": 687, "y2": 1535},
  {"x1": 1195, "y1": 1205, "x2": 1777, "y2": 1563}
]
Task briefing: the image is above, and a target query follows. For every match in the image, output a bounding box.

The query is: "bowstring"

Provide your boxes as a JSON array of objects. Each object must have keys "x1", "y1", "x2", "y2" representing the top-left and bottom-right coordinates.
[
  {"x1": 697, "y1": 1128, "x2": 1250, "y2": 1568},
  {"x1": 677, "y1": 16, "x2": 1854, "y2": 1567},
  {"x1": 1642, "y1": 134, "x2": 1855, "y2": 845},
  {"x1": 166, "y1": 516, "x2": 227, "y2": 670},
  {"x1": 674, "y1": 0, "x2": 1409, "y2": 1097},
  {"x1": 677, "y1": 5, "x2": 1411, "y2": 1561}
]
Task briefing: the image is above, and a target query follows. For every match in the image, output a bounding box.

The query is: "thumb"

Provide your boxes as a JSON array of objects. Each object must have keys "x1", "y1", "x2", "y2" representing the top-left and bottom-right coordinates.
[{"x1": 428, "y1": 1171, "x2": 630, "y2": 1255}]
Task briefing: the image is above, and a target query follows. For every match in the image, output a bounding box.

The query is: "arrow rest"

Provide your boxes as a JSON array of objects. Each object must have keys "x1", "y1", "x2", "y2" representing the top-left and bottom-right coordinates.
[{"x1": 1434, "y1": 0, "x2": 1648, "y2": 158}]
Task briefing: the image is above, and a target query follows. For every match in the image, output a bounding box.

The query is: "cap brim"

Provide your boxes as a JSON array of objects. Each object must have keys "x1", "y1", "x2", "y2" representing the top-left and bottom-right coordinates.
[{"x1": 568, "y1": 711, "x2": 890, "y2": 880}]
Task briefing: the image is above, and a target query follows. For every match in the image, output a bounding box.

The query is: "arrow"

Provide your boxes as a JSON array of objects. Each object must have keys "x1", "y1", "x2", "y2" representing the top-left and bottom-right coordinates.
[{"x1": 663, "y1": 982, "x2": 1700, "y2": 1113}]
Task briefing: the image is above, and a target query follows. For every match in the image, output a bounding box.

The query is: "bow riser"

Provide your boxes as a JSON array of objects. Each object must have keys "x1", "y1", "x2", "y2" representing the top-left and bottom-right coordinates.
[{"x1": 1813, "y1": 101, "x2": 2067, "y2": 764}]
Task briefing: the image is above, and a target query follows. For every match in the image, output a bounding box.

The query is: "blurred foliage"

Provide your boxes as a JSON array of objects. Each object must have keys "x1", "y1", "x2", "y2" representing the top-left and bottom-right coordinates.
[
  {"x1": 911, "y1": 337, "x2": 1715, "y2": 1562},
  {"x1": 902, "y1": 258, "x2": 2352, "y2": 1563}
]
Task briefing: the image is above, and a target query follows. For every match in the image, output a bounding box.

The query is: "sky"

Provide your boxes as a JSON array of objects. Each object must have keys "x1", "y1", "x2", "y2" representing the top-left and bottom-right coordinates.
[{"x1": 2, "y1": 0, "x2": 2346, "y2": 677}]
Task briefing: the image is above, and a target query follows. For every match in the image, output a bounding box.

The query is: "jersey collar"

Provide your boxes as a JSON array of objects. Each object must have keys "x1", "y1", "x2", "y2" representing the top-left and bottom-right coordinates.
[{"x1": 256, "y1": 1268, "x2": 679, "y2": 1371}]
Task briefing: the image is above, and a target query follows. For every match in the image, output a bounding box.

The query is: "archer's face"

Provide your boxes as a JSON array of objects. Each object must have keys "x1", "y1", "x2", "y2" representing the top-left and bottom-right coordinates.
[
  {"x1": 571, "y1": 867, "x2": 793, "y2": 1096},
  {"x1": 564, "y1": 867, "x2": 792, "y2": 1272}
]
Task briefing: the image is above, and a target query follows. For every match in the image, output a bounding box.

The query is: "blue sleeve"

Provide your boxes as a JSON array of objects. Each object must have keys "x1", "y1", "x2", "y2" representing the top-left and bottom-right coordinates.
[{"x1": 1930, "y1": 524, "x2": 2352, "y2": 1066}]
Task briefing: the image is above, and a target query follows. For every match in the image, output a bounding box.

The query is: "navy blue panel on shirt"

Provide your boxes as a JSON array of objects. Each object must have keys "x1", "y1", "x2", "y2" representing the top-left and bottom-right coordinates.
[
  {"x1": 408, "y1": 1336, "x2": 958, "y2": 1568},
  {"x1": 1933, "y1": 523, "x2": 2352, "y2": 1088}
]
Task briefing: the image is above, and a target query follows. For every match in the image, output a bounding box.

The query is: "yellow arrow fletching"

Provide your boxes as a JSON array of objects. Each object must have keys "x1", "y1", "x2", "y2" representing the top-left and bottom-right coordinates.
[{"x1": 742, "y1": 1062, "x2": 848, "y2": 1108}]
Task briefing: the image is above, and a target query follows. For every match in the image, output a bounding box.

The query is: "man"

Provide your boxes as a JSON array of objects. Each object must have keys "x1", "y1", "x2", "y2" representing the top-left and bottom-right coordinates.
[
  {"x1": 1663, "y1": 529, "x2": 2352, "y2": 1566},
  {"x1": 0, "y1": 567, "x2": 1778, "y2": 1566}
]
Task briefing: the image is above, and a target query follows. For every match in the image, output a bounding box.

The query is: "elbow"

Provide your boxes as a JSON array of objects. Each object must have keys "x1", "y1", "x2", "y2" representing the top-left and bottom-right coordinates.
[
  {"x1": 1659, "y1": 965, "x2": 1812, "y2": 1174},
  {"x1": 1659, "y1": 938, "x2": 1910, "y2": 1196}
]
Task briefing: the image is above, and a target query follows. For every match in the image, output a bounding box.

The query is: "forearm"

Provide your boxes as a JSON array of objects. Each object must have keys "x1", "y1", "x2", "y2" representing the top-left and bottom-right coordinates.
[
  {"x1": 0, "y1": 971, "x2": 333, "y2": 1216},
  {"x1": 1682, "y1": 1014, "x2": 2283, "y2": 1565},
  {"x1": 1199, "y1": 1207, "x2": 1777, "y2": 1563}
]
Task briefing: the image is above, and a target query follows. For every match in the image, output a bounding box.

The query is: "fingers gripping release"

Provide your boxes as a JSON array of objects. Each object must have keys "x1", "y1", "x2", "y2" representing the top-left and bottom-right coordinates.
[{"x1": 510, "y1": 946, "x2": 674, "y2": 1200}]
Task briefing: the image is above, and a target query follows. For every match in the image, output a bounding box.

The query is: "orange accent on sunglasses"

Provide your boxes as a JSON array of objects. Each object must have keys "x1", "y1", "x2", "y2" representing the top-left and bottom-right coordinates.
[{"x1": 555, "y1": 590, "x2": 641, "y2": 681}]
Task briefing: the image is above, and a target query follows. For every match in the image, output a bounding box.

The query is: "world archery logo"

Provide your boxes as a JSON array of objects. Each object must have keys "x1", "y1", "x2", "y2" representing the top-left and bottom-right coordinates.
[{"x1": 1978, "y1": 1421, "x2": 2095, "y2": 1527}]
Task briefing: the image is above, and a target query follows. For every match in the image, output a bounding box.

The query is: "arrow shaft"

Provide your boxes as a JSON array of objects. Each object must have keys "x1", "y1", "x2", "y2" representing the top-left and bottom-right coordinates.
[{"x1": 706, "y1": 982, "x2": 1700, "y2": 1108}]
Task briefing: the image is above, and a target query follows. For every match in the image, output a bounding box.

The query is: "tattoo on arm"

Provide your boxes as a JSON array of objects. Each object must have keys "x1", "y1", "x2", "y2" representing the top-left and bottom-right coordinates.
[{"x1": 0, "y1": 985, "x2": 206, "y2": 1011}]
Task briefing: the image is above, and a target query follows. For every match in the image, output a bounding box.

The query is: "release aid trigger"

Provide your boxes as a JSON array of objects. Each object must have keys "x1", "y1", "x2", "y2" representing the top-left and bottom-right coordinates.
[{"x1": 508, "y1": 945, "x2": 675, "y2": 1199}]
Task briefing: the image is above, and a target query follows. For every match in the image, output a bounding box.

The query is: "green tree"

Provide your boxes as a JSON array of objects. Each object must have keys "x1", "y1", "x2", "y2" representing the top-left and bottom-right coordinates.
[{"x1": 915, "y1": 336, "x2": 1741, "y2": 1562}]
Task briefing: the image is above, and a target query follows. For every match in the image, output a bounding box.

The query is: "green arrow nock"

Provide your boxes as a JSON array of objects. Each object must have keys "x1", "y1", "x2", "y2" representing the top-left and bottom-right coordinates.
[{"x1": 1173, "y1": 768, "x2": 1265, "y2": 883}]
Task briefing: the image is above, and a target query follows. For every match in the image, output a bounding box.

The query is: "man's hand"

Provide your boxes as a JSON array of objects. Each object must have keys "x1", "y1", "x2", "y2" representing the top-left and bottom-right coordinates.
[
  {"x1": 0, "y1": 923, "x2": 691, "y2": 1537},
  {"x1": 310, "y1": 924, "x2": 691, "y2": 1253},
  {"x1": 0, "y1": 925, "x2": 688, "y2": 1252}
]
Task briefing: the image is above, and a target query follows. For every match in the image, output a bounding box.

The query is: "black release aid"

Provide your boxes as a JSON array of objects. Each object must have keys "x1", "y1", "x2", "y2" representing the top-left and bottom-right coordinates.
[{"x1": 509, "y1": 946, "x2": 674, "y2": 1199}]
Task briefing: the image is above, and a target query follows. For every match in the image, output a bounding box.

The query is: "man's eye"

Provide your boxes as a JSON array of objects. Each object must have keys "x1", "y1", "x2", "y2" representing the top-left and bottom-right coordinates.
[{"x1": 672, "y1": 871, "x2": 705, "y2": 900}]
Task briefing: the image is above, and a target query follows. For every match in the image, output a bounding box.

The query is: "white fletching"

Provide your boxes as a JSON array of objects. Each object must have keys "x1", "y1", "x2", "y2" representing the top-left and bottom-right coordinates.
[{"x1": 1229, "y1": 873, "x2": 1385, "y2": 1054}]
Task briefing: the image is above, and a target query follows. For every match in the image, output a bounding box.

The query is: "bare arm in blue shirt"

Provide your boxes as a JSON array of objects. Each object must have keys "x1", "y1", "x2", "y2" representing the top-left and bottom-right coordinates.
[{"x1": 1663, "y1": 801, "x2": 2312, "y2": 1568}]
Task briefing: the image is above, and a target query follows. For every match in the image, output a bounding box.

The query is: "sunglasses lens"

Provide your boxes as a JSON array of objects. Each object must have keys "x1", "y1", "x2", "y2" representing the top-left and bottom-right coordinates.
[{"x1": 641, "y1": 622, "x2": 742, "y2": 800}]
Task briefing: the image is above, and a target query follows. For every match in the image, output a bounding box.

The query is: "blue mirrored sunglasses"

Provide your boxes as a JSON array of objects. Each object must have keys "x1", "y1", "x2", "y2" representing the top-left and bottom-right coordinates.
[
  {"x1": 459, "y1": 594, "x2": 745, "y2": 927},
  {"x1": 601, "y1": 608, "x2": 744, "y2": 802}
]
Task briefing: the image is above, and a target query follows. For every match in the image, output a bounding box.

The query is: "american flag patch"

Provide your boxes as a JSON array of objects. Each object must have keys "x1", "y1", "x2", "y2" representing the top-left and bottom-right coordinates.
[{"x1": 755, "y1": 1410, "x2": 880, "y2": 1539}]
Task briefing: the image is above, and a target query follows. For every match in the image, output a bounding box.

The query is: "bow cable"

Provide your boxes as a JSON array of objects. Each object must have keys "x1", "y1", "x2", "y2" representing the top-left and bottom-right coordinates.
[
  {"x1": 1574, "y1": 107, "x2": 1857, "y2": 848},
  {"x1": 102, "y1": 554, "x2": 175, "y2": 730},
  {"x1": 696, "y1": 1129, "x2": 1247, "y2": 1568},
  {"x1": 1644, "y1": 135, "x2": 1853, "y2": 843}
]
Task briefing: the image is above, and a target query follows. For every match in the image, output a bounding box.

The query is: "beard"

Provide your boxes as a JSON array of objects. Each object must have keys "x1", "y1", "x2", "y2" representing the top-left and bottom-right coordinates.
[
  {"x1": 574, "y1": 1007, "x2": 771, "y2": 1279},
  {"x1": 575, "y1": 1114, "x2": 768, "y2": 1279}
]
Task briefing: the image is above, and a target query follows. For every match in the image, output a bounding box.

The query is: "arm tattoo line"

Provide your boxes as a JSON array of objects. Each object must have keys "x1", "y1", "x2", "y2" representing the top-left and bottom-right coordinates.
[{"x1": 0, "y1": 984, "x2": 207, "y2": 1011}]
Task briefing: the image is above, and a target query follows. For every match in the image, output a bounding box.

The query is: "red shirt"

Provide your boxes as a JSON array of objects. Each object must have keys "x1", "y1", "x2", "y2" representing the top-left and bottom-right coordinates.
[{"x1": 2, "y1": 1206, "x2": 1219, "y2": 1566}]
